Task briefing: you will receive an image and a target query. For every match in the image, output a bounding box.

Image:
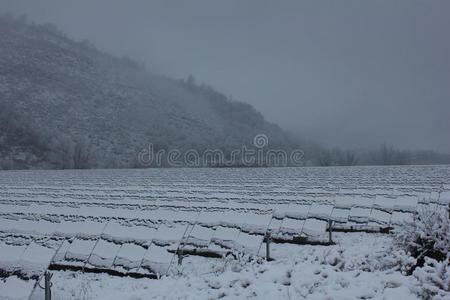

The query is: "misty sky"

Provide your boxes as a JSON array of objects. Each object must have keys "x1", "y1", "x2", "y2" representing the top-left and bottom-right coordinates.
[{"x1": 2, "y1": 0, "x2": 450, "y2": 152}]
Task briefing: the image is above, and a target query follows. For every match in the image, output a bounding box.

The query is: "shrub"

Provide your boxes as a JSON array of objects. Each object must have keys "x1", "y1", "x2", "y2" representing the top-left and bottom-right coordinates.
[
  {"x1": 394, "y1": 206, "x2": 449, "y2": 270},
  {"x1": 412, "y1": 255, "x2": 450, "y2": 300},
  {"x1": 394, "y1": 205, "x2": 450, "y2": 299}
]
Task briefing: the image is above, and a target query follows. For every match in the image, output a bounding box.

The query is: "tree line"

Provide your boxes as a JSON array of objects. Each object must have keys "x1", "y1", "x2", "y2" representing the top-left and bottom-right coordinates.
[{"x1": 316, "y1": 143, "x2": 450, "y2": 166}]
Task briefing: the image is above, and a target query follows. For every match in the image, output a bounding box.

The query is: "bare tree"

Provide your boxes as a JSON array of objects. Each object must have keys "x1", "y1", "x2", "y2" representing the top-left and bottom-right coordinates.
[
  {"x1": 380, "y1": 143, "x2": 394, "y2": 165},
  {"x1": 395, "y1": 150, "x2": 411, "y2": 165},
  {"x1": 369, "y1": 143, "x2": 411, "y2": 165},
  {"x1": 318, "y1": 150, "x2": 333, "y2": 166},
  {"x1": 47, "y1": 135, "x2": 74, "y2": 169},
  {"x1": 72, "y1": 137, "x2": 92, "y2": 169},
  {"x1": 344, "y1": 150, "x2": 357, "y2": 166},
  {"x1": 331, "y1": 147, "x2": 343, "y2": 166}
]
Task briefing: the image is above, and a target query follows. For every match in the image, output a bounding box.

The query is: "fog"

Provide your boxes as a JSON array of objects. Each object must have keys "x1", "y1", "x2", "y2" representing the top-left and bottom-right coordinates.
[{"x1": 2, "y1": 0, "x2": 450, "y2": 152}]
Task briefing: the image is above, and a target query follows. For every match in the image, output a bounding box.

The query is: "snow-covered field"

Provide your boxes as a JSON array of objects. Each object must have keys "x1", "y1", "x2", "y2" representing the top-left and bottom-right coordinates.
[
  {"x1": 30, "y1": 233, "x2": 421, "y2": 300},
  {"x1": 1, "y1": 165, "x2": 449, "y2": 299}
]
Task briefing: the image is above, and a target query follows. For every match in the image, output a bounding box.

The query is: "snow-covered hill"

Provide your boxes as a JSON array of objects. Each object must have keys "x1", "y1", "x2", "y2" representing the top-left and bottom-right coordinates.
[{"x1": 0, "y1": 17, "x2": 297, "y2": 169}]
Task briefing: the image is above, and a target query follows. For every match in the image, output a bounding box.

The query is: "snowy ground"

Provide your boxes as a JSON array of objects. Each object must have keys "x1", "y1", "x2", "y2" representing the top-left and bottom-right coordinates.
[
  {"x1": 2, "y1": 166, "x2": 448, "y2": 299},
  {"x1": 29, "y1": 233, "x2": 420, "y2": 300}
]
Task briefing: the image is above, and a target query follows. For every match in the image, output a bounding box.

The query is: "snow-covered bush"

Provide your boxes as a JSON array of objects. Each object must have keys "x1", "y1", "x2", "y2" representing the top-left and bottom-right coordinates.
[
  {"x1": 412, "y1": 254, "x2": 450, "y2": 300},
  {"x1": 394, "y1": 206, "x2": 450, "y2": 270},
  {"x1": 394, "y1": 206, "x2": 450, "y2": 299}
]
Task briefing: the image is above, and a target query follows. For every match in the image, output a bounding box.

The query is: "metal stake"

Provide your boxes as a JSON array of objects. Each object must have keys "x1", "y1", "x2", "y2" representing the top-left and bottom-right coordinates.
[
  {"x1": 328, "y1": 219, "x2": 333, "y2": 243},
  {"x1": 265, "y1": 231, "x2": 271, "y2": 261},
  {"x1": 44, "y1": 271, "x2": 53, "y2": 300}
]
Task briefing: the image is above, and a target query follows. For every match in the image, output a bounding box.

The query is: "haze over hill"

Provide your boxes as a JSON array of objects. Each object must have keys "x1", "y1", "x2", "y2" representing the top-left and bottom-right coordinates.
[
  {"x1": 2, "y1": 0, "x2": 449, "y2": 153},
  {"x1": 0, "y1": 16, "x2": 449, "y2": 169},
  {"x1": 0, "y1": 17, "x2": 300, "y2": 169}
]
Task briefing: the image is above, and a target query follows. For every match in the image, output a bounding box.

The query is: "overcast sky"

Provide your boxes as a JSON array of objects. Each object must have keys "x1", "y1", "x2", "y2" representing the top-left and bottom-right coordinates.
[{"x1": 2, "y1": 0, "x2": 450, "y2": 152}]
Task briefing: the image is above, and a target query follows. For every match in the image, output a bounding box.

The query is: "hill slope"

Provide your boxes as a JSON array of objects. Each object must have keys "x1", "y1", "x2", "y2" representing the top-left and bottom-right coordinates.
[{"x1": 0, "y1": 17, "x2": 298, "y2": 169}]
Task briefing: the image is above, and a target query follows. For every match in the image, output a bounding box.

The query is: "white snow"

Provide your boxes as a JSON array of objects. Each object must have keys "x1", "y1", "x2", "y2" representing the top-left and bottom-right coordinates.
[
  {"x1": 1, "y1": 165, "x2": 449, "y2": 299},
  {"x1": 0, "y1": 276, "x2": 35, "y2": 300},
  {"x1": 35, "y1": 233, "x2": 423, "y2": 300}
]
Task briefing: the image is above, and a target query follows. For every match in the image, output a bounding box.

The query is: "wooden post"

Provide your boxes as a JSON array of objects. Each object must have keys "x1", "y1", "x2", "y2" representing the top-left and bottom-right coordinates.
[
  {"x1": 177, "y1": 249, "x2": 183, "y2": 265},
  {"x1": 328, "y1": 219, "x2": 333, "y2": 243},
  {"x1": 265, "y1": 231, "x2": 271, "y2": 261},
  {"x1": 44, "y1": 271, "x2": 52, "y2": 300}
]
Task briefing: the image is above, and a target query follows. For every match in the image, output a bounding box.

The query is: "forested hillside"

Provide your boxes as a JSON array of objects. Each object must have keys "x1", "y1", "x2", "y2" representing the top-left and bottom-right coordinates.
[{"x1": 0, "y1": 16, "x2": 299, "y2": 169}]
